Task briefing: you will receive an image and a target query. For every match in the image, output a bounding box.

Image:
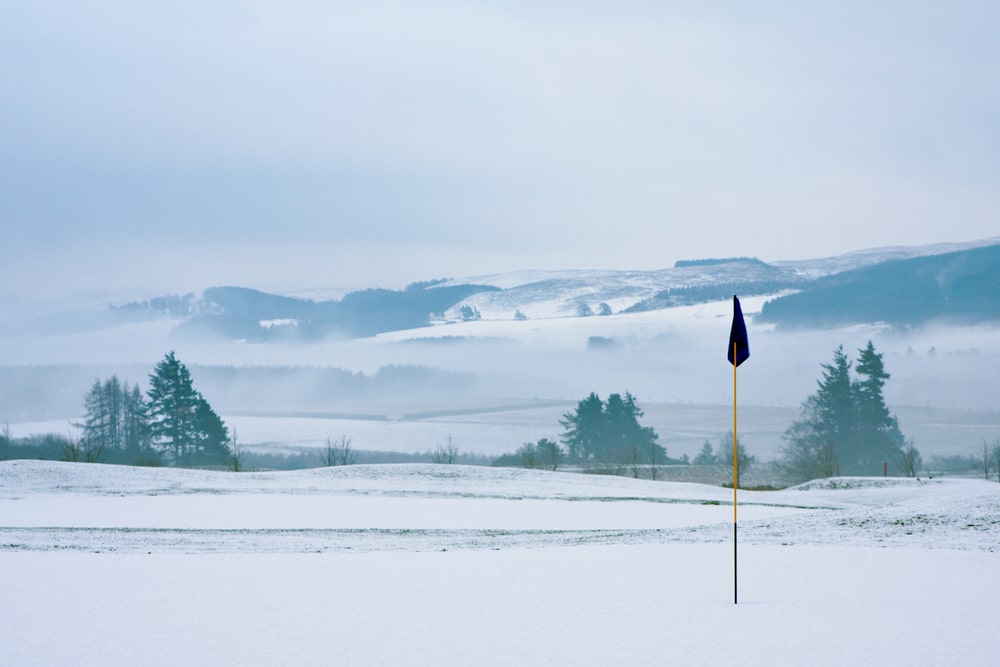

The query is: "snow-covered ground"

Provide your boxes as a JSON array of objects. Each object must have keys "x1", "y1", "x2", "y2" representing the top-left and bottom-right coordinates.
[{"x1": 2, "y1": 460, "x2": 998, "y2": 665}]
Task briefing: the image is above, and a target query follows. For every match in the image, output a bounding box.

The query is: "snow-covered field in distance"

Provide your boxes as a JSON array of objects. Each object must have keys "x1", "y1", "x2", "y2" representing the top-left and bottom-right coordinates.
[
  {"x1": 12, "y1": 400, "x2": 999, "y2": 463},
  {"x1": 1, "y1": 460, "x2": 998, "y2": 666}
]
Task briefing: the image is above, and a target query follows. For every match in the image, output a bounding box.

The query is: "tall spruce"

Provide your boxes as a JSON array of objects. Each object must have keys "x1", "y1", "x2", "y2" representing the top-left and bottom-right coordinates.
[
  {"x1": 853, "y1": 341, "x2": 904, "y2": 471},
  {"x1": 147, "y1": 351, "x2": 230, "y2": 465},
  {"x1": 191, "y1": 396, "x2": 230, "y2": 464}
]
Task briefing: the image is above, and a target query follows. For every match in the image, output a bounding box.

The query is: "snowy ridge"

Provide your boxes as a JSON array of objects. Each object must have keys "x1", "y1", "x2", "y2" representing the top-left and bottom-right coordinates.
[{"x1": 444, "y1": 237, "x2": 1000, "y2": 320}]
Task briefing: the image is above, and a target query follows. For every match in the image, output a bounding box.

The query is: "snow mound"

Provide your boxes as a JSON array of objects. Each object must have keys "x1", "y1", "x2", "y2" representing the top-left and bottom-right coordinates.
[{"x1": 790, "y1": 476, "x2": 937, "y2": 492}]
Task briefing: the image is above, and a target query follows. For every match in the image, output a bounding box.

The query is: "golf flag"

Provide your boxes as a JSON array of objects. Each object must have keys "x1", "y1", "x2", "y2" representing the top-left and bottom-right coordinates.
[
  {"x1": 727, "y1": 296, "x2": 749, "y2": 367},
  {"x1": 727, "y1": 294, "x2": 748, "y2": 604}
]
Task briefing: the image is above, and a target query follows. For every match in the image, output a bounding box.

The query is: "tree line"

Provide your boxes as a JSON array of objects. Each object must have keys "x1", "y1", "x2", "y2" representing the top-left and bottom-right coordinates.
[
  {"x1": 779, "y1": 341, "x2": 912, "y2": 481},
  {"x1": 5, "y1": 342, "x2": 1000, "y2": 485},
  {"x1": 496, "y1": 342, "x2": 943, "y2": 486}
]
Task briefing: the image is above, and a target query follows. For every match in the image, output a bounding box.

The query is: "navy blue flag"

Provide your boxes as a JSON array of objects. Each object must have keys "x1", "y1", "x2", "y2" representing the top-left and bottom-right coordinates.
[{"x1": 727, "y1": 295, "x2": 750, "y2": 367}]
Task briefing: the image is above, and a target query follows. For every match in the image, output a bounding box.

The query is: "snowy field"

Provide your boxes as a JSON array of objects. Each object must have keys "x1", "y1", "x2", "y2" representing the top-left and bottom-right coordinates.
[
  {"x1": 2, "y1": 460, "x2": 998, "y2": 665},
  {"x1": 11, "y1": 400, "x2": 999, "y2": 464}
]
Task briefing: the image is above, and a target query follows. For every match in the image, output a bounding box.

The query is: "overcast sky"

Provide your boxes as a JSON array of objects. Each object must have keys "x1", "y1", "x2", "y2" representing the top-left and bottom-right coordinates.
[{"x1": 2, "y1": 1, "x2": 998, "y2": 304}]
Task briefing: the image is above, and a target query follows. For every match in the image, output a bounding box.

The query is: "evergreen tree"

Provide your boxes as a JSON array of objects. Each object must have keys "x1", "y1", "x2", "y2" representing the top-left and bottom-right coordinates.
[
  {"x1": 612, "y1": 392, "x2": 662, "y2": 464},
  {"x1": 147, "y1": 351, "x2": 230, "y2": 465},
  {"x1": 853, "y1": 341, "x2": 904, "y2": 471},
  {"x1": 693, "y1": 441, "x2": 717, "y2": 465},
  {"x1": 147, "y1": 352, "x2": 201, "y2": 461},
  {"x1": 560, "y1": 392, "x2": 606, "y2": 460},
  {"x1": 814, "y1": 345, "x2": 856, "y2": 465},
  {"x1": 188, "y1": 397, "x2": 231, "y2": 466}
]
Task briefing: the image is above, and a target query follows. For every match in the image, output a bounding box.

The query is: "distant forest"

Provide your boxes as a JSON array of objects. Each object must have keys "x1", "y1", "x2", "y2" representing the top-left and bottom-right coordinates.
[
  {"x1": 673, "y1": 257, "x2": 770, "y2": 268},
  {"x1": 758, "y1": 244, "x2": 1000, "y2": 327},
  {"x1": 625, "y1": 279, "x2": 800, "y2": 311}
]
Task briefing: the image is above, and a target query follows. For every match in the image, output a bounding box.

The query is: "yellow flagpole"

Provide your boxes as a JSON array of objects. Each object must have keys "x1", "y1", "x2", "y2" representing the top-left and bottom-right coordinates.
[{"x1": 733, "y1": 340, "x2": 739, "y2": 605}]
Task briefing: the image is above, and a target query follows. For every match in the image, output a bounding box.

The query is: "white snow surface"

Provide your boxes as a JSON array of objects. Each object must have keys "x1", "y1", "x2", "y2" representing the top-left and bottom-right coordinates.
[{"x1": 2, "y1": 460, "x2": 998, "y2": 666}]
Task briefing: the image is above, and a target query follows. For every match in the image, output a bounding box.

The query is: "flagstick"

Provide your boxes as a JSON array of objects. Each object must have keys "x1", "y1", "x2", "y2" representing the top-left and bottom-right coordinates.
[{"x1": 733, "y1": 341, "x2": 739, "y2": 605}]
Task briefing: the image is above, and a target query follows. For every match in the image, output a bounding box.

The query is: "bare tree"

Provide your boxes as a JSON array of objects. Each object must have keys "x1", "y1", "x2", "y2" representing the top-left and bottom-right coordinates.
[
  {"x1": 230, "y1": 428, "x2": 246, "y2": 472},
  {"x1": 898, "y1": 438, "x2": 921, "y2": 477},
  {"x1": 992, "y1": 439, "x2": 1000, "y2": 483},
  {"x1": 978, "y1": 440, "x2": 993, "y2": 480},
  {"x1": 629, "y1": 444, "x2": 641, "y2": 479},
  {"x1": 322, "y1": 435, "x2": 356, "y2": 466},
  {"x1": 432, "y1": 436, "x2": 459, "y2": 464},
  {"x1": 61, "y1": 433, "x2": 103, "y2": 463},
  {"x1": 536, "y1": 438, "x2": 562, "y2": 472},
  {"x1": 718, "y1": 432, "x2": 756, "y2": 488},
  {"x1": 648, "y1": 441, "x2": 660, "y2": 481},
  {"x1": 517, "y1": 441, "x2": 538, "y2": 468}
]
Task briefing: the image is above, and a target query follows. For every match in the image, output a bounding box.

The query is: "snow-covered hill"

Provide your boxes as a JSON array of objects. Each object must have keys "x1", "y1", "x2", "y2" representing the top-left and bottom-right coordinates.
[
  {"x1": 445, "y1": 237, "x2": 1000, "y2": 320},
  {"x1": 2, "y1": 460, "x2": 997, "y2": 552},
  {"x1": 2, "y1": 460, "x2": 998, "y2": 665}
]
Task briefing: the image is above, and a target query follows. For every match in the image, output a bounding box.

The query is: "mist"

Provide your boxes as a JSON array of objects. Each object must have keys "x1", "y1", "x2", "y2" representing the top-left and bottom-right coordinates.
[{"x1": 3, "y1": 295, "x2": 998, "y2": 461}]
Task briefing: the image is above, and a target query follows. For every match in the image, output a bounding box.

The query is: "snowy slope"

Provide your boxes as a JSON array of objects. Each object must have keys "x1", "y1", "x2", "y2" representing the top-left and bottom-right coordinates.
[
  {"x1": 2, "y1": 460, "x2": 997, "y2": 553},
  {"x1": 2, "y1": 460, "x2": 999, "y2": 666},
  {"x1": 444, "y1": 237, "x2": 1000, "y2": 320}
]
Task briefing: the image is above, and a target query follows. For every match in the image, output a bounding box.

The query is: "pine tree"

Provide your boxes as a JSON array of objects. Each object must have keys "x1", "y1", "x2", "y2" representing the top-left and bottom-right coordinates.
[
  {"x1": 147, "y1": 351, "x2": 228, "y2": 463},
  {"x1": 814, "y1": 345, "x2": 856, "y2": 467},
  {"x1": 189, "y1": 397, "x2": 231, "y2": 465},
  {"x1": 560, "y1": 392, "x2": 606, "y2": 460},
  {"x1": 693, "y1": 441, "x2": 717, "y2": 465},
  {"x1": 853, "y1": 341, "x2": 904, "y2": 471},
  {"x1": 147, "y1": 352, "x2": 198, "y2": 460}
]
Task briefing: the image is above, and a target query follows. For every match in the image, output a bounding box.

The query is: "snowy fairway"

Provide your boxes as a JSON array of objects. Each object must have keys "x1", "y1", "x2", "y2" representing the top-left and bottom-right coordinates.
[{"x1": 1, "y1": 462, "x2": 998, "y2": 665}]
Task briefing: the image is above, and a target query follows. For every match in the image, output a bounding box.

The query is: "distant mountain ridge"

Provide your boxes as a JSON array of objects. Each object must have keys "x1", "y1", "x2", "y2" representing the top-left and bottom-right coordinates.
[
  {"x1": 151, "y1": 282, "x2": 501, "y2": 341},
  {"x1": 448, "y1": 238, "x2": 1000, "y2": 322},
  {"x1": 5, "y1": 238, "x2": 999, "y2": 340},
  {"x1": 758, "y1": 243, "x2": 1000, "y2": 328}
]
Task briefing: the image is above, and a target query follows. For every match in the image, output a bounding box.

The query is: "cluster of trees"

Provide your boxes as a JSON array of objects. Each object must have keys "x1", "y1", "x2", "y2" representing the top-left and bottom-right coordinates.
[
  {"x1": 77, "y1": 352, "x2": 232, "y2": 467},
  {"x1": 576, "y1": 302, "x2": 613, "y2": 317},
  {"x1": 559, "y1": 392, "x2": 665, "y2": 470},
  {"x1": 493, "y1": 392, "x2": 667, "y2": 477},
  {"x1": 75, "y1": 377, "x2": 153, "y2": 463},
  {"x1": 496, "y1": 343, "x2": 933, "y2": 487},
  {"x1": 780, "y1": 342, "x2": 913, "y2": 482},
  {"x1": 494, "y1": 438, "x2": 564, "y2": 471}
]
